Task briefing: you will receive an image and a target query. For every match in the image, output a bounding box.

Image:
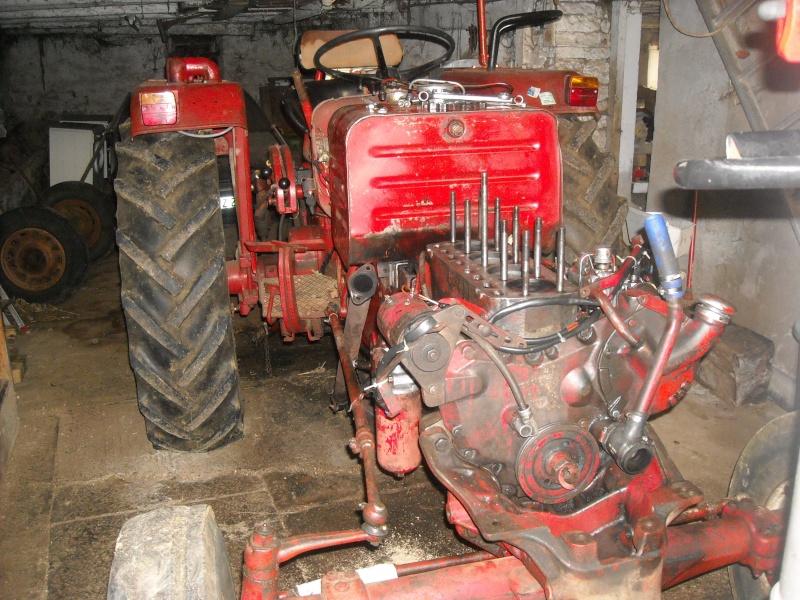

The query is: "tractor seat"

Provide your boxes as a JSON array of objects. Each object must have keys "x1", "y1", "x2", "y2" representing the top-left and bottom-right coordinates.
[
  {"x1": 282, "y1": 31, "x2": 404, "y2": 134},
  {"x1": 298, "y1": 30, "x2": 403, "y2": 71}
]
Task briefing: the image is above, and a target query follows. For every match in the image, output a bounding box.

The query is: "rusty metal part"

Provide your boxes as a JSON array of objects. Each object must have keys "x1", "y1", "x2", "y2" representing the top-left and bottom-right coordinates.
[
  {"x1": 242, "y1": 524, "x2": 378, "y2": 600},
  {"x1": 591, "y1": 288, "x2": 641, "y2": 347},
  {"x1": 631, "y1": 299, "x2": 683, "y2": 418},
  {"x1": 477, "y1": 0, "x2": 489, "y2": 66},
  {"x1": 292, "y1": 69, "x2": 314, "y2": 132},
  {"x1": 376, "y1": 378, "x2": 423, "y2": 475},
  {"x1": 328, "y1": 311, "x2": 388, "y2": 539},
  {"x1": 394, "y1": 551, "x2": 496, "y2": 577},
  {"x1": 515, "y1": 424, "x2": 600, "y2": 503}
]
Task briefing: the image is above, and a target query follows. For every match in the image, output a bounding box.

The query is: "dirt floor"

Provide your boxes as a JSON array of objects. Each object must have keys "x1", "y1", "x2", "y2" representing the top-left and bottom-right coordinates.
[{"x1": 0, "y1": 253, "x2": 787, "y2": 599}]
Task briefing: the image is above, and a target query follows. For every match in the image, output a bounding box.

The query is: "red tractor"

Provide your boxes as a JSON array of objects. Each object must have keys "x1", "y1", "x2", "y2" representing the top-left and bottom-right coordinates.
[{"x1": 108, "y1": 7, "x2": 787, "y2": 600}]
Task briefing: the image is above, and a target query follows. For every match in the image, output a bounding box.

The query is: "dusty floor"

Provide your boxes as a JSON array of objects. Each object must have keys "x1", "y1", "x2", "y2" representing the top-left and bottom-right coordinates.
[{"x1": 0, "y1": 253, "x2": 787, "y2": 599}]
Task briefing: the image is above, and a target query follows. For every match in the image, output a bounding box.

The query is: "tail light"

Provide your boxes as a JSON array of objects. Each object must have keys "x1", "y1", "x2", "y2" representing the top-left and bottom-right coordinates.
[
  {"x1": 140, "y1": 91, "x2": 177, "y2": 126},
  {"x1": 566, "y1": 76, "x2": 599, "y2": 107}
]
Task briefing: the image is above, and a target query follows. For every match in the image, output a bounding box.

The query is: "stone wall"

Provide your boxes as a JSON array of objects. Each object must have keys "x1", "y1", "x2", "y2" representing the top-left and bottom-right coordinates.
[
  {"x1": 0, "y1": 0, "x2": 533, "y2": 124},
  {"x1": 523, "y1": 1, "x2": 612, "y2": 149}
]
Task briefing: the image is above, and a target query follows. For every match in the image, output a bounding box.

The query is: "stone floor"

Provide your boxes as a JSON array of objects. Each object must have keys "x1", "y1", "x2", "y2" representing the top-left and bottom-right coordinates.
[{"x1": 0, "y1": 253, "x2": 787, "y2": 599}]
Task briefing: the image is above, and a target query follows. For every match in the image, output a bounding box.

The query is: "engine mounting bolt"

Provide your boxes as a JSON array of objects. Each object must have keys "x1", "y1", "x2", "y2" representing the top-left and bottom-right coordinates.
[
  {"x1": 426, "y1": 348, "x2": 441, "y2": 362},
  {"x1": 544, "y1": 346, "x2": 558, "y2": 360},
  {"x1": 434, "y1": 438, "x2": 448, "y2": 451},
  {"x1": 429, "y1": 385, "x2": 438, "y2": 393},
  {"x1": 447, "y1": 119, "x2": 466, "y2": 137},
  {"x1": 478, "y1": 324, "x2": 492, "y2": 336},
  {"x1": 524, "y1": 351, "x2": 543, "y2": 366},
  {"x1": 452, "y1": 426, "x2": 463, "y2": 436},
  {"x1": 463, "y1": 449, "x2": 477, "y2": 460},
  {"x1": 577, "y1": 327, "x2": 596, "y2": 344},
  {"x1": 462, "y1": 344, "x2": 476, "y2": 360}
]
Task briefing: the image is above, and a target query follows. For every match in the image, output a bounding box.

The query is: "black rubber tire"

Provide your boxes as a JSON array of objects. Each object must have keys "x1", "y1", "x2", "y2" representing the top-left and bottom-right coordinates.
[
  {"x1": 728, "y1": 411, "x2": 797, "y2": 600},
  {"x1": 115, "y1": 125, "x2": 244, "y2": 452},
  {"x1": 0, "y1": 206, "x2": 89, "y2": 304},
  {"x1": 558, "y1": 115, "x2": 629, "y2": 261},
  {"x1": 108, "y1": 504, "x2": 236, "y2": 600},
  {"x1": 44, "y1": 181, "x2": 116, "y2": 262}
]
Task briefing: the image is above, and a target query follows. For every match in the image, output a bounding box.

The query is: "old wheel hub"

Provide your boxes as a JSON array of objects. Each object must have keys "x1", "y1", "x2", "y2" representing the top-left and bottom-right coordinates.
[{"x1": 1, "y1": 228, "x2": 66, "y2": 291}]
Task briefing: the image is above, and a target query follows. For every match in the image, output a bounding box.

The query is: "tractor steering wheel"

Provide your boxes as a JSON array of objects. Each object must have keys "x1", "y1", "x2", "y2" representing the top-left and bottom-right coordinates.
[{"x1": 313, "y1": 25, "x2": 456, "y2": 89}]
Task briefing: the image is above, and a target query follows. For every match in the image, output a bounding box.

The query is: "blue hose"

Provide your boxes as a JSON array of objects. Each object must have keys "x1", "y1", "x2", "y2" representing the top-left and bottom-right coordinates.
[{"x1": 644, "y1": 213, "x2": 684, "y2": 298}]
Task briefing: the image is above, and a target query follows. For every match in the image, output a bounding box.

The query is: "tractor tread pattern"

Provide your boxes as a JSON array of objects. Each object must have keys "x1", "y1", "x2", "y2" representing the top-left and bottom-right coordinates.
[
  {"x1": 559, "y1": 116, "x2": 628, "y2": 261},
  {"x1": 115, "y1": 128, "x2": 243, "y2": 452}
]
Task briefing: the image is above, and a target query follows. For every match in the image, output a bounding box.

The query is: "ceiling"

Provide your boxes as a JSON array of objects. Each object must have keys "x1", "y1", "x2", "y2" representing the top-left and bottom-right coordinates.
[{"x1": 0, "y1": 0, "x2": 334, "y2": 35}]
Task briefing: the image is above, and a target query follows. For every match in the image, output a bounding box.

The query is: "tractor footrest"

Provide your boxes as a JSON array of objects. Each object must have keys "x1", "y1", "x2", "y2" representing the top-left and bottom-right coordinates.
[{"x1": 259, "y1": 272, "x2": 338, "y2": 320}]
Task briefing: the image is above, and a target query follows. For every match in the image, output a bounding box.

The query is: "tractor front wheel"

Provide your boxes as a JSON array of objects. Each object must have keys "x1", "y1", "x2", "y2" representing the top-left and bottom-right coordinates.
[{"x1": 114, "y1": 126, "x2": 243, "y2": 451}]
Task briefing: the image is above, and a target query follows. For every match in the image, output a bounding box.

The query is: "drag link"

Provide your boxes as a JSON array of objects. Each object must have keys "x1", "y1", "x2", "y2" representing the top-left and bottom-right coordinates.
[{"x1": 327, "y1": 310, "x2": 388, "y2": 540}]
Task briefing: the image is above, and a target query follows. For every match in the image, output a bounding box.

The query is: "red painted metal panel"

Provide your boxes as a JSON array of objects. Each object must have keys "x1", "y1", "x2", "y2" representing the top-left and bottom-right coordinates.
[
  {"x1": 442, "y1": 68, "x2": 598, "y2": 115},
  {"x1": 328, "y1": 105, "x2": 562, "y2": 267},
  {"x1": 130, "y1": 80, "x2": 247, "y2": 138}
]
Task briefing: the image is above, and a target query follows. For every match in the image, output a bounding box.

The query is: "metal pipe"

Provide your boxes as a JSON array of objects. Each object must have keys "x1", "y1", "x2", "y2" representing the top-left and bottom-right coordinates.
[
  {"x1": 464, "y1": 199, "x2": 471, "y2": 253},
  {"x1": 500, "y1": 219, "x2": 508, "y2": 281},
  {"x1": 395, "y1": 551, "x2": 496, "y2": 578},
  {"x1": 450, "y1": 191, "x2": 457, "y2": 244},
  {"x1": 533, "y1": 217, "x2": 542, "y2": 279},
  {"x1": 591, "y1": 289, "x2": 641, "y2": 347},
  {"x1": 494, "y1": 198, "x2": 501, "y2": 250},
  {"x1": 327, "y1": 311, "x2": 388, "y2": 539},
  {"x1": 556, "y1": 226, "x2": 566, "y2": 292},
  {"x1": 512, "y1": 206, "x2": 520, "y2": 264},
  {"x1": 480, "y1": 173, "x2": 489, "y2": 267},
  {"x1": 476, "y1": 0, "x2": 489, "y2": 67},
  {"x1": 521, "y1": 230, "x2": 530, "y2": 297},
  {"x1": 629, "y1": 300, "x2": 683, "y2": 420}
]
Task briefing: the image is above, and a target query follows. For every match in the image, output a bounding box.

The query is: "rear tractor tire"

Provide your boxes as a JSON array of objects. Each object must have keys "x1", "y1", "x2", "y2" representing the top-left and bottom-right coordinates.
[
  {"x1": 558, "y1": 115, "x2": 628, "y2": 260},
  {"x1": 115, "y1": 127, "x2": 243, "y2": 451}
]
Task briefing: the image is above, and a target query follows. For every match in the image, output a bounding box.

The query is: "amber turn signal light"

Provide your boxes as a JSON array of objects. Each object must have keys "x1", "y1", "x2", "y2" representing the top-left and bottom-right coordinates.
[
  {"x1": 566, "y1": 76, "x2": 599, "y2": 107},
  {"x1": 140, "y1": 91, "x2": 177, "y2": 126}
]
